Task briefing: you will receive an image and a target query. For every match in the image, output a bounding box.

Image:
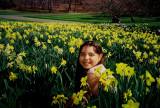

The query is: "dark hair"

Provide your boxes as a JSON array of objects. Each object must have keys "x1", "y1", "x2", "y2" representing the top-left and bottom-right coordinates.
[{"x1": 74, "y1": 41, "x2": 105, "y2": 93}]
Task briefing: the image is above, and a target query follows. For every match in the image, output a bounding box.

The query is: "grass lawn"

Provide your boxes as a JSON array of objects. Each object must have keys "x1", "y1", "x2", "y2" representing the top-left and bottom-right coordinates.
[
  {"x1": 0, "y1": 17, "x2": 34, "y2": 22},
  {"x1": 25, "y1": 14, "x2": 112, "y2": 23},
  {"x1": 25, "y1": 14, "x2": 160, "y2": 26},
  {"x1": 0, "y1": 10, "x2": 40, "y2": 15},
  {"x1": 0, "y1": 10, "x2": 160, "y2": 26}
]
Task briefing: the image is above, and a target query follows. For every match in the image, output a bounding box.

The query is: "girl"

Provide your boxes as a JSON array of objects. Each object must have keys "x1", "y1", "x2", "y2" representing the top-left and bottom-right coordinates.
[
  {"x1": 74, "y1": 40, "x2": 106, "y2": 97},
  {"x1": 65, "y1": 41, "x2": 116, "y2": 107}
]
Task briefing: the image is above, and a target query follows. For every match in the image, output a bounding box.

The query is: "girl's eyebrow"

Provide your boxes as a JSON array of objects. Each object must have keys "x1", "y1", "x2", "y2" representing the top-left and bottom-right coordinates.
[{"x1": 80, "y1": 52, "x2": 95, "y2": 54}]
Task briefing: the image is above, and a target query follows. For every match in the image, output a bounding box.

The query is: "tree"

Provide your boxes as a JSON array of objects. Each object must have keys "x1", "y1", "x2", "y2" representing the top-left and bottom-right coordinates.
[
  {"x1": 73, "y1": 0, "x2": 77, "y2": 12},
  {"x1": 40, "y1": 0, "x2": 45, "y2": 10},
  {"x1": 68, "y1": 0, "x2": 72, "y2": 12},
  {"x1": 82, "y1": 0, "x2": 126, "y2": 23},
  {"x1": 82, "y1": 0, "x2": 151, "y2": 23}
]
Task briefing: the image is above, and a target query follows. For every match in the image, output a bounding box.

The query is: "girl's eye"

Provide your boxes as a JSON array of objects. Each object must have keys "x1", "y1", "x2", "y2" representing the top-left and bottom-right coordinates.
[
  {"x1": 89, "y1": 53, "x2": 95, "y2": 56},
  {"x1": 80, "y1": 53, "x2": 85, "y2": 56}
]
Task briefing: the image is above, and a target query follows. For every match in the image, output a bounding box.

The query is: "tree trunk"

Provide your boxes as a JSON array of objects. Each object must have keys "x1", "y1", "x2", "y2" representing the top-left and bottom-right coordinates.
[
  {"x1": 74, "y1": 0, "x2": 77, "y2": 12},
  {"x1": 68, "y1": 0, "x2": 72, "y2": 12},
  {"x1": 41, "y1": 0, "x2": 45, "y2": 10}
]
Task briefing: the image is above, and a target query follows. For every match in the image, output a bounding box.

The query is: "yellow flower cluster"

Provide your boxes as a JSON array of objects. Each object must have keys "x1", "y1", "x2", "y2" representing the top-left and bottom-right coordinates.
[
  {"x1": 94, "y1": 66, "x2": 117, "y2": 92},
  {"x1": 122, "y1": 99, "x2": 140, "y2": 108},
  {"x1": 51, "y1": 94, "x2": 68, "y2": 107},
  {"x1": 140, "y1": 71, "x2": 155, "y2": 86},
  {"x1": 54, "y1": 46, "x2": 63, "y2": 54},
  {"x1": 9, "y1": 72, "x2": 18, "y2": 81},
  {"x1": 80, "y1": 76, "x2": 88, "y2": 87},
  {"x1": 123, "y1": 89, "x2": 132, "y2": 101},
  {"x1": 68, "y1": 37, "x2": 83, "y2": 48},
  {"x1": 133, "y1": 50, "x2": 159, "y2": 64},
  {"x1": 116, "y1": 63, "x2": 135, "y2": 78},
  {"x1": 122, "y1": 89, "x2": 140, "y2": 108},
  {"x1": 72, "y1": 90, "x2": 87, "y2": 105},
  {"x1": 0, "y1": 21, "x2": 159, "y2": 107}
]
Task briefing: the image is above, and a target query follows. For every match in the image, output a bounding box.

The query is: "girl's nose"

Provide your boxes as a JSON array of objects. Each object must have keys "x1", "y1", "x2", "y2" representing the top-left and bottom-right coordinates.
[{"x1": 84, "y1": 55, "x2": 89, "y2": 60}]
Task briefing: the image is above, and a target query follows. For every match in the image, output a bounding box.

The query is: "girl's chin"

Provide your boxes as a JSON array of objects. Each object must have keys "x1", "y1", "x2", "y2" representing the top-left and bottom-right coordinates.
[{"x1": 82, "y1": 65, "x2": 92, "y2": 69}]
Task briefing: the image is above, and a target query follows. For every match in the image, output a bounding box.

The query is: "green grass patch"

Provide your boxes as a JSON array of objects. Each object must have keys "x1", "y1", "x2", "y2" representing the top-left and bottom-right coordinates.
[
  {"x1": 25, "y1": 14, "x2": 112, "y2": 23},
  {"x1": 120, "y1": 17, "x2": 160, "y2": 26},
  {"x1": 0, "y1": 17, "x2": 34, "y2": 22},
  {"x1": 25, "y1": 14, "x2": 160, "y2": 26},
  {"x1": 0, "y1": 10, "x2": 41, "y2": 15}
]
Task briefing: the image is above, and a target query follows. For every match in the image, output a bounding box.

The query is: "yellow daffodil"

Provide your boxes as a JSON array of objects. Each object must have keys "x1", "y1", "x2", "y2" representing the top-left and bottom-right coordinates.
[
  {"x1": 10, "y1": 46, "x2": 14, "y2": 51},
  {"x1": 0, "y1": 44, "x2": 4, "y2": 49},
  {"x1": 42, "y1": 45, "x2": 47, "y2": 50},
  {"x1": 61, "y1": 58, "x2": 66, "y2": 66},
  {"x1": 10, "y1": 39, "x2": 15, "y2": 44},
  {"x1": 34, "y1": 37, "x2": 38, "y2": 42},
  {"x1": 80, "y1": 76, "x2": 88, "y2": 87},
  {"x1": 54, "y1": 46, "x2": 59, "y2": 50},
  {"x1": 143, "y1": 44, "x2": 149, "y2": 49},
  {"x1": 87, "y1": 105, "x2": 97, "y2": 108},
  {"x1": 139, "y1": 75, "x2": 144, "y2": 81},
  {"x1": 140, "y1": 71, "x2": 155, "y2": 86},
  {"x1": 123, "y1": 89, "x2": 132, "y2": 101},
  {"x1": 51, "y1": 66, "x2": 57, "y2": 74},
  {"x1": 149, "y1": 51, "x2": 153, "y2": 56},
  {"x1": 142, "y1": 52, "x2": 148, "y2": 59},
  {"x1": 57, "y1": 48, "x2": 63, "y2": 54},
  {"x1": 122, "y1": 99, "x2": 140, "y2": 108},
  {"x1": 18, "y1": 63, "x2": 26, "y2": 71},
  {"x1": 146, "y1": 71, "x2": 155, "y2": 86},
  {"x1": 116, "y1": 63, "x2": 135, "y2": 78},
  {"x1": 9, "y1": 72, "x2": 18, "y2": 81},
  {"x1": 47, "y1": 39, "x2": 51, "y2": 43},
  {"x1": 133, "y1": 51, "x2": 142, "y2": 59},
  {"x1": 21, "y1": 52, "x2": 26, "y2": 57},
  {"x1": 25, "y1": 40, "x2": 29, "y2": 44},
  {"x1": 116, "y1": 63, "x2": 127, "y2": 76},
  {"x1": 23, "y1": 34, "x2": 27, "y2": 39},
  {"x1": 103, "y1": 80, "x2": 112, "y2": 92},
  {"x1": 107, "y1": 40, "x2": 112, "y2": 46},
  {"x1": 51, "y1": 94, "x2": 68, "y2": 106},
  {"x1": 72, "y1": 90, "x2": 87, "y2": 105},
  {"x1": 72, "y1": 93, "x2": 80, "y2": 105},
  {"x1": 94, "y1": 66, "x2": 102, "y2": 76},
  {"x1": 69, "y1": 47, "x2": 75, "y2": 53},
  {"x1": 148, "y1": 59, "x2": 154, "y2": 64},
  {"x1": 26, "y1": 66, "x2": 32, "y2": 73},
  {"x1": 35, "y1": 41, "x2": 41, "y2": 47},
  {"x1": 145, "y1": 87, "x2": 149, "y2": 95},
  {"x1": 107, "y1": 52, "x2": 112, "y2": 58},
  {"x1": 7, "y1": 62, "x2": 14, "y2": 68},
  {"x1": 32, "y1": 65, "x2": 38, "y2": 73},
  {"x1": 139, "y1": 59, "x2": 143, "y2": 63},
  {"x1": 40, "y1": 34, "x2": 43, "y2": 38}
]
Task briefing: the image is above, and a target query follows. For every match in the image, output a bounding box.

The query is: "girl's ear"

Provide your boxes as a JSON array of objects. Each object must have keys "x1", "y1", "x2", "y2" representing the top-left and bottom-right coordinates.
[{"x1": 99, "y1": 53, "x2": 103, "y2": 61}]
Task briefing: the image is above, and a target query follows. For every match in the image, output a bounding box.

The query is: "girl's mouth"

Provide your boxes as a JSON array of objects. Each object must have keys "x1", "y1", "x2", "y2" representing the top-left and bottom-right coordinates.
[{"x1": 83, "y1": 62, "x2": 91, "y2": 66}]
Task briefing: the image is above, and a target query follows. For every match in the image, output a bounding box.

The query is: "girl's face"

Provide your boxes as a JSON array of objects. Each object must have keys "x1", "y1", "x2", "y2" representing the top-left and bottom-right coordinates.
[{"x1": 79, "y1": 45, "x2": 103, "y2": 69}]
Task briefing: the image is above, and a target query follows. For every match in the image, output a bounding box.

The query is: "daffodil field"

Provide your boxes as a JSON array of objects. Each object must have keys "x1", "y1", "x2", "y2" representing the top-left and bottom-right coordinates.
[{"x1": 0, "y1": 21, "x2": 160, "y2": 108}]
